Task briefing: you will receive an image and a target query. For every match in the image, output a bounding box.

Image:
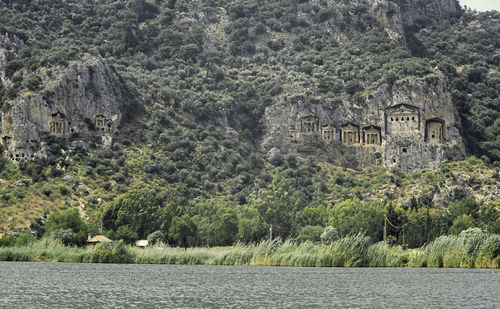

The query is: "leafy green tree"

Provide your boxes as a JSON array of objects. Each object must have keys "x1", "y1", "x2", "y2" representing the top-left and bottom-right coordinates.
[
  {"x1": 147, "y1": 230, "x2": 164, "y2": 246},
  {"x1": 209, "y1": 208, "x2": 239, "y2": 246},
  {"x1": 237, "y1": 206, "x2": 269, "y2": 243},
  {"x1": 45, "y1": 208, "x2": 88, "y2": 246},
  {"x1": 404, "y1": 207, "x2": 450, "y2": 248},
  {"x1": 320, "y1": 226, "x2": 339, "y2": 245},
  {"x1": 169, "y1": 215, "x2": 198, "y2": 249},
  {"x1": 51, "y1": 228, "x2": 77, "y2": 246},
  {"x1": 449, "y1": 214, "x2": 477, "y2": 235},
  {"x1": 298, "y1": 225, "x2": 324, "y2": 242},
  {"x1": 327, "y1": 199, "x2": 384, "y2": 241},
  {"x1": 448, "y1": 197, "x2": 480, "y2": 220},
  {"x1": 478, "y1": 203, "x2": 500, "y2": 234},
  {"x1": 249, "y1": 177, "x2": 307, "y2": 239},
  {"x1": 102, "y1": 183, "x2": 162, "y2": 239},
  {"x1": 114, "y1": 225, "x2": 138, "y2": 244}
]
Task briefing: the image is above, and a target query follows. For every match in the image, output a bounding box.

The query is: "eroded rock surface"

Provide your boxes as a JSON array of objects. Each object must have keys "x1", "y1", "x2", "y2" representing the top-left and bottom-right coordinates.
[
  {"x1": 369, "y1": 0, "x2": 462, "y2": 35},
  {"x1": 1, "y1": 53, "x2": 126, "y2": 160},
  {"x1": 261, "y1": 72, "x2": 466, "y2": 171}
]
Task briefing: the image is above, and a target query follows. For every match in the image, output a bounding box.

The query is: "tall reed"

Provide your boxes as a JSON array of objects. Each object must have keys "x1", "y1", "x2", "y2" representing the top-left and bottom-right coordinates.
[{"x1": 0, "y1": 229, "x2": 498, "y2": 268}]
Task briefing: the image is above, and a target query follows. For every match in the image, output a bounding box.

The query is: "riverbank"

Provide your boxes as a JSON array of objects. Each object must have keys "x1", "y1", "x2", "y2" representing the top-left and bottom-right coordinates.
[{"x1": 1, "y1": 230, "x2": 498, "y2": 268}]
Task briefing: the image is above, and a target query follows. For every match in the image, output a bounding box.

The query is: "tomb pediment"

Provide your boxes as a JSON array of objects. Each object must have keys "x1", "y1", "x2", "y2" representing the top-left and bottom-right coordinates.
[{"x1": 386, "y1": 104, "x2": 419, "y2": 113}]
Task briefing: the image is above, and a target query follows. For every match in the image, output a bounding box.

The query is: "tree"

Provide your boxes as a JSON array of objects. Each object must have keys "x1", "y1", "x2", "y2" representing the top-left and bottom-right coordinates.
[
  {"x1": 102, "y1": 183, "x2": 162, "y2": 239},
  {"x1": 449, "y1": 197, "x2": 480, "y2": 220},
  {"x1": 320, "y1": 226, "x2": 339, "y2": 245},
  {"x1": 327, "y1": 199, "x2": 384, "y2": 241},
  {"x1": 298, "y1": 225, "x2": 324, "y2": 242},
  {"x1": 237, "y1": 206, "x2": 268, "y2": 243},
  {"x1": 249, "y1": 177, "x2": 306, "y2": 239},
  {"x1": 478, "y1": 203, "x2": 500, "y2": 234},
  {"x1": 45, "y1": 208, "x2": 88, "y2": 246},
  {"x1": 209, "y1": 208, "x2": 239, "y2": 246},
  {"x1": 169, "y1": 215, "x2": 197, "y2": 249},
  {"x1": 450, "y1": 214, "x2": 477, "y2": 235}
]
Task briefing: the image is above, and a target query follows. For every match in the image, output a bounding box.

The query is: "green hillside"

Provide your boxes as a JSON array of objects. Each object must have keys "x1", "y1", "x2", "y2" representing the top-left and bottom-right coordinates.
[{"x1": 0, "y1": 0, "x2": 498, "y2": 248}]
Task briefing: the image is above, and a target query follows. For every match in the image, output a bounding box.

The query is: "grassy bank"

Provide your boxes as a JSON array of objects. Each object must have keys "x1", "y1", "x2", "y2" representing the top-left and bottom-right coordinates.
[{"x1": 1, "y1": 229, "x2": 498, "y2": 268}]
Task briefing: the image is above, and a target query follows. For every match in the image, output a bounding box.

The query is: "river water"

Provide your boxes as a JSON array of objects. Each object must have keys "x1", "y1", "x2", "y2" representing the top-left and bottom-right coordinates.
[{"x1": 0, "y1": 262, "x2": 498, "y2": 308}]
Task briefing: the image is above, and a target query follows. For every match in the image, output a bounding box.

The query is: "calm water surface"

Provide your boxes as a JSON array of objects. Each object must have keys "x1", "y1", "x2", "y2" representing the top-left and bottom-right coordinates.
[{"x1": 0, "y1": 262, "x2": 498, "y2": 308}]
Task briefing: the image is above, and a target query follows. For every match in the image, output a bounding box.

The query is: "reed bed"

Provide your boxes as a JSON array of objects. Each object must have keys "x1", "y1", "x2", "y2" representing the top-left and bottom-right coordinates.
[{"x1": 0, "y1": 229, "x2": 498, "y2": 268}]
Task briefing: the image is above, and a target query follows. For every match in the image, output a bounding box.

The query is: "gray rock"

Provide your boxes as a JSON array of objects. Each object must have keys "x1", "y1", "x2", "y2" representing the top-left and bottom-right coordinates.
[
  {"x1": 1, "y1": 52, "x2": 127, "y2": 161},
  {"x1": 14, "y1": 179, "x2": 32, "y2": 188},
  {"x1": 102, "y1": 134, "x2": 113, "y2": 148},
  {"x1": 261, "y1": 72, "x2": 465, "y2": 172},
  {"x1": 368, "y1": 0, "x2": 462, "y2": 36},
  {"x1": 63, "y1": 175, "x2": 74, "y2": 183}
]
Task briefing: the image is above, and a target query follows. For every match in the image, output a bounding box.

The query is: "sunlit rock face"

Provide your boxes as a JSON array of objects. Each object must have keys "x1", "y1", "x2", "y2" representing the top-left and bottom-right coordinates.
[
  {"x1": 261, "y1": 72, "x2": 465, "y2": 172},
  {"x1": 369, "y1": 0, "x2": 463, "y2": 35},
  {"x1": 1, "y1": 53, "x2": 125, "y2": 161}
]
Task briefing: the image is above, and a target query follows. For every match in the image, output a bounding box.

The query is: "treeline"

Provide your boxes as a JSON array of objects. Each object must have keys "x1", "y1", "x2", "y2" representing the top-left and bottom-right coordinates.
[{"x1": 11, "y1": 156, "x2": 496, "y2": 249}]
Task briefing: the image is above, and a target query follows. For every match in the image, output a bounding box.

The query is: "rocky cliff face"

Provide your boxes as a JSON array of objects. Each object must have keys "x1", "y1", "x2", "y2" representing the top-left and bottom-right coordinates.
[
  {"x1": 369, "y1": 0, "x2": 462, "y2": 35},
  {"x1": 261, "y1": 71, "x2": 466, "y2": 171},
  {"x1": 0, "y1": 33, "x2": 24, "y2": 87},
  {"x1": 1, "y1": 53, "x2": 126, "y2": 161}
]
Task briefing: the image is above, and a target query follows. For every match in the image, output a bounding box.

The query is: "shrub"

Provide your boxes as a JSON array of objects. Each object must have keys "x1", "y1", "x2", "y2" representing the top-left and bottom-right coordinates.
[
  {"x1": 321, "y1": 226, "x2": 339, "y2": 245},
  {"x1": 41, "y1": 186, "x2": 52, "y2": 196},
  {"x1": 24, "y1": 74, "x2": 42, "y2": 90},
  {"x1": 59, "y1": 186, "x2": 70, "y2": 196},
  {"x1": 51, "y1": 228, "x2": 77, "y2": 246},
  {"x1": 298, "y1": 225, "x2": 324, "y2": 242},
  {"x1": 88, "y1": 241, "x2": 134, "y2": 263},
  {"x1": 147, "y1": 231, "x2": 164, "y2": 246}
]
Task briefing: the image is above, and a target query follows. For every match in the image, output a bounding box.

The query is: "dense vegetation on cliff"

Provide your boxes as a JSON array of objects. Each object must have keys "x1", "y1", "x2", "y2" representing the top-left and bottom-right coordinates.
[{"x1": 0, "y1": 0, "x2": 499, "y2": 249}]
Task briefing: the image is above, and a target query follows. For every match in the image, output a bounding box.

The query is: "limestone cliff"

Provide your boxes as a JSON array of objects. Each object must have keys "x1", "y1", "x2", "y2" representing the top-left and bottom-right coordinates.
[
  {"x1": 0, "y1": 33, "x2": 24, "y2": 87},
  {"x1": 1, "y1": 54, "x2": 126, "y2": 160},
  {"x1": 369, "y1": 0, "x2": 462, "y2": 35},
  {"x1": 261, "y1": 71, "x2": 466, "y2": 171}
]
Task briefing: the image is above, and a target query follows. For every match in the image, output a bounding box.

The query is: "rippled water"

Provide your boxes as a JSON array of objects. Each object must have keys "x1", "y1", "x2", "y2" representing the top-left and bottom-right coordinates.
[{"x1": 0, "y1": 262, "x2": 498, "y2": 308}]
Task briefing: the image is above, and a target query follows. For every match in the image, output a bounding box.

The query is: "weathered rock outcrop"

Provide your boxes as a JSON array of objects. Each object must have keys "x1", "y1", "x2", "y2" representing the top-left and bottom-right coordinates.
[
  {"x1": 1, "y1": 54, "x2": 126, "y2": 160},
  {"x1": 0, "y1": 33, "x2": 24, "y2": 87},
  {"x1": 261, "y1": 72, "x2": 466, "y2": 171},
  {"x1": 369, "y1": 0, "x2": 462, "y2": 35}
]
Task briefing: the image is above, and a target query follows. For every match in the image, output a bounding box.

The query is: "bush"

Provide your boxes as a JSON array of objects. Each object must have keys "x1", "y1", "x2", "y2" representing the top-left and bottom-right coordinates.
[
  {"x1": 88, "y1": 241, "x2": 134, "y2": 263},
  {"x1": 0, "y1": 235, "x2": 16, "y2": 247},
  {"x1": 298, "y1": 225, "x2": 324, "y2": 242},
  {"x1": 147, "y1": 230, "x2": 164, "y2": 246},
  {"x1": 41, "y1": 186, "x2": 52, "y2": 196},
  {"x1": 321, "y1": 226, "x2": 339, "y2": 245},
  {"x1": 51, "y1": 228, "x2": 77, "y2": 246},
  {"x1": 23, "y1": 74, "x2": 42, "y2": 90},
  {"x1": 59, "y1": 186, "x2": 70, "y2": 196}
]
